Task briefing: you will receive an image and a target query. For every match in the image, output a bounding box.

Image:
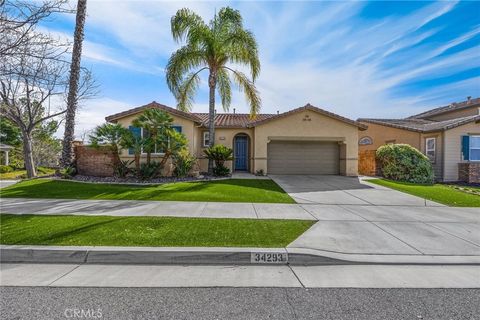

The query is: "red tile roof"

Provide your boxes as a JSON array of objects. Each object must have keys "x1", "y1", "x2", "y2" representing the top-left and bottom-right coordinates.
[{"x1": 106, "y1": 101, "x2": 367, "y2": 129}]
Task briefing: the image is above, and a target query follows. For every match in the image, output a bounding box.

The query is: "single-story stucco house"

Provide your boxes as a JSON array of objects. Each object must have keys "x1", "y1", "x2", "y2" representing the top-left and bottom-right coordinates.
[
  {"x1": 358, "y1": 97, "x2": 480, "y2": 183},
  {"x1": 105, "y1": 102, "x2": 367, "y2": 176}
]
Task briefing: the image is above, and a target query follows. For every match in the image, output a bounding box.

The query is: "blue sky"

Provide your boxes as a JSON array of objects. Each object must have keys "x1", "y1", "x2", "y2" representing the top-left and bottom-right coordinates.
[{"x1": 42, "y1": 0, "x2": 480, "y2": 137}]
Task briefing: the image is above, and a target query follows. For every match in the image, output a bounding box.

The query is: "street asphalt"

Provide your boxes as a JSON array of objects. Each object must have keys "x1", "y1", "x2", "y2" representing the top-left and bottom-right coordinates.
[{"x1": 1, "y1": 287, "x2": 479, "y2": 320}]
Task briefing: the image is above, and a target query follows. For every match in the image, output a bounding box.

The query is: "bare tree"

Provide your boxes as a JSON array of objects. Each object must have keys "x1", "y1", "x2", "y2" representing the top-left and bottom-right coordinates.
[
  {"x1": 0, "y1": 0, "x2": 69, "y2": 58},
  {"x1": 0, "y1": 36, "x2": 95, "y2": 177},
  {"x1": 61, "y1": 0, "x2": 87, "y2": 168}
]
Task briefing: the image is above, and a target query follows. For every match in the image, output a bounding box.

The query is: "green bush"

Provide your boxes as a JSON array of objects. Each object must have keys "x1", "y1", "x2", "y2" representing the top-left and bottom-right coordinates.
[
  {"x1": 59, "y1": 166, "x2": 77, "y2": 179},
  {"x1": 213, "y1": 164, "x2": 230, "y2": 177},
  {"x1": 376, "y1": 144, "x2": 434, "y2": 184},
  {"x1": 0, "y1": 165, "x2": 13, "y2": 173},
  {"x1": 204, "y1": 144, "x2": 233, "y2": 167},
  {"x1": 138, "y1": 162, "x2": 162, "y2": 180},
  {"x1": 173, "y1": 149, "x2": 197, "y2": 177}
]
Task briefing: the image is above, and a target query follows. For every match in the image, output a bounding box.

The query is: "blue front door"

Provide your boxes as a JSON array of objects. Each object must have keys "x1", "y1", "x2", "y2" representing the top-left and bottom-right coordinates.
[{"x1": 234, "y1": 136, "x2": 248, "y2": 171}]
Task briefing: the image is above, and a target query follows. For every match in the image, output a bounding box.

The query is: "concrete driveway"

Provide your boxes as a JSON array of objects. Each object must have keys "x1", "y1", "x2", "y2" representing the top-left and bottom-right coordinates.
[{"x1": 269, "y1": 175, "x2": 442, "y2": 206}]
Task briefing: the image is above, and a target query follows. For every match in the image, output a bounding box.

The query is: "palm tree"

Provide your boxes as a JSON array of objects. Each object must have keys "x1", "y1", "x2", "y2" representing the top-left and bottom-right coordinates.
[
  {"x1": 132, "y1": 108, "x2": 174, "y2": 165},
  {"x1": 89, "y1": 123, "x2": 128, "y2": 165},
  {"x1": 166, "y1": 7, "x2": 261, "y2": 175},
  {"x1": 61, "y1": 0, "x2": 87, "y2": 168}
]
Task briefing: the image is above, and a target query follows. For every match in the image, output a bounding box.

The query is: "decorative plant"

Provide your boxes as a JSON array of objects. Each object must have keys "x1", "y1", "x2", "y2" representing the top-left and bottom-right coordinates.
[
  {"x1": 204, "y1": 144, "x2": 233, "y2": 177},
  {"x1": 255, "y1": 169, "x2": 264, "y2": 176},
  {"x1": 203, "y1": 145, "x2": 233, "y2": 167},
  {"x1": 89, "y1": 123, "x2": 129, "y2": 165},
  {"x1": 172, "y1": 149, "x2": 197, "y2": 178},
  {"x1": 58, "y1": 166, "x2": 77, "y2": 179},
  {"x1": 112, "y1": 159, "x2": 134, "y2": 178},
  {"x1": 138, "y1": 162, "x2": 162, "y2": 181},
  {"x1": 121, "y1": 131, "x2": 146, "y2": 173},
  {"x1": 376, "y1": 144, "x2": 434, "y2": 184}
]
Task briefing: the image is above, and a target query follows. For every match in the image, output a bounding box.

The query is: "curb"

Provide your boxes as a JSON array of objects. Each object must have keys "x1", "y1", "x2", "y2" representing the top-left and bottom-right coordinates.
[{"x1": 2, "y1": 245, "x2": 480, "y2": 266}]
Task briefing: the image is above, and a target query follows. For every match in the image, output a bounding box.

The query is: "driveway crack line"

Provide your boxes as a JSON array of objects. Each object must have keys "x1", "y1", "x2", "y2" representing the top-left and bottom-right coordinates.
[{"x1": 287, "y1": 264, "x2": 305, "y2": 289}]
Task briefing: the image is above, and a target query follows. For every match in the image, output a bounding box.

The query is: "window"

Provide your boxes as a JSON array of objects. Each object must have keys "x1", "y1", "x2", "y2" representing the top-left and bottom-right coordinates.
[
  {"x1": 359, "y1": 136, "x2": 373, "y2": 145},
  {"x1": 425, "y1": 137, "x2": 436, "y2": 162},
  {"x1": 463, "y1": 135, "x2": 480, "y2": 161},
  {"x1": 203, "y1": 131, "x2": 210, "y2": 147}
]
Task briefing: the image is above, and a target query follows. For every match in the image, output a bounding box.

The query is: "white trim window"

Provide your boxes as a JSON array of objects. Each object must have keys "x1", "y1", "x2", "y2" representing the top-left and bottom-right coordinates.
[
  {"x1": 469, "y1": 135, "x2": 480, "y2": 161},
  {"x1": 425, "y1": 137, "x2": 436, "y2": 162},
  {"x1": 203, "y1": 131, "x2": 210, "y2": 147}
]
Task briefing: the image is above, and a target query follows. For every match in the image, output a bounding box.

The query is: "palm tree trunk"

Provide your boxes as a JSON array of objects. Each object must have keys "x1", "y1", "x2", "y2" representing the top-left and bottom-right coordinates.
[
  {"x1": 22, "y1": 130, "x2": 36, "y2": 178},
  {"x1": 208, "y1": 71, "x2": 216, "y2": 175},
  {"x1": 61, "y1": 0, "x2": 87, "y2": 168}
]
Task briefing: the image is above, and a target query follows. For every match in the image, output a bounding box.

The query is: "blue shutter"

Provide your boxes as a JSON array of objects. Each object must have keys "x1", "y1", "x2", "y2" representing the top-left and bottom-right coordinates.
[
  {"x1": 128, "y1": 126, "x2": 141, "y2": 155},
  {"x1": 172, "y1": 126, "x2": 182, "y2": 133},
  {"x1": 461, "y1": 135, "x2": 470, "y2": 161}
]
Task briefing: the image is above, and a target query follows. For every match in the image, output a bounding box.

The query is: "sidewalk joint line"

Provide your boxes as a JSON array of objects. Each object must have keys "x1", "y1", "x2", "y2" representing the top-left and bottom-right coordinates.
[
  {"x1": 46, "y1": 263, "x2": 84, "y2": 287},
  {"x1": 252, "y1": 203, "x2": 259, "y2": 219}
]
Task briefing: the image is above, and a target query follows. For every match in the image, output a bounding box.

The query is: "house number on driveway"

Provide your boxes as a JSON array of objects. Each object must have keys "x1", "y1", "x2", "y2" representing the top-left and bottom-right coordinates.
[{"x1": 251, "y1": 252, "x2": 288, "y2": 264}]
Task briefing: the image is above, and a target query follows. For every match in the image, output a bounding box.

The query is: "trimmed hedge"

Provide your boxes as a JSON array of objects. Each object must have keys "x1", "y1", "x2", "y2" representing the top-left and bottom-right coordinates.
[{"x1": 376, "y1": 144, "x2": 434, "y2": 184}]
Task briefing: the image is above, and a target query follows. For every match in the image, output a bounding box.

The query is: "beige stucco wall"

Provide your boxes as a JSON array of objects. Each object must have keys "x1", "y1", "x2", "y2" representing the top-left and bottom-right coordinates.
[
  {"x1": 358, "y1": 122, "x2": 421, "y2": 151},
  {"x1": 419, "y1": 131, "x2": 443, "y2": 181},
  {"x1": 443, "y1": 121, "x2": 480, "y2": 181},
  {"x1": 254, "y1": 110, "x2": 360, "y2": 176},
  {"x1": 426, "y1": 106, "x2": 479, "y2": 122}
]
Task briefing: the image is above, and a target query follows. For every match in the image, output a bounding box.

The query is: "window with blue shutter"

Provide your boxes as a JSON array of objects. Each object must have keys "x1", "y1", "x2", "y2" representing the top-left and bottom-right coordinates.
[
  {"x1": 461, "y1": 136, "x2": 470, "y2": 161},
  {"x1": 470, "y1": 136, "x2": 480, "y2": 161},
  {"x1": 128, "y1": 126, "x2": 141, "y2": 155},
  {"x1": 172, "y1": 126, "x2": 182, "y2": 133}
]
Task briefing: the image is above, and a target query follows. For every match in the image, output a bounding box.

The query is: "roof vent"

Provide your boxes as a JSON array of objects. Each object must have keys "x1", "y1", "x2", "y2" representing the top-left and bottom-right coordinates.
[
  {"x1": 233, "y1": 108, "x2": 236, "y2": 114},
  {"x1": 467, "y1": 96, "x2": 472, "y2": 103},
  {"x1": 277, "y1": 110, "x2": 279, "y2": 115}
]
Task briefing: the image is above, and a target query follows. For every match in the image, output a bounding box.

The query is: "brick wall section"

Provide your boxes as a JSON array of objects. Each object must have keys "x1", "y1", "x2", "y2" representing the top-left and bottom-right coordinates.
[
  {"x1": 75, "y1": 146, "x2": 115, "y2": 177},
  {"x1": 358, "y1": 150, "x2": 381, "y2": 176},
  {"x1": 458, "y1": 162, "x2": 480, "y2": 183}
]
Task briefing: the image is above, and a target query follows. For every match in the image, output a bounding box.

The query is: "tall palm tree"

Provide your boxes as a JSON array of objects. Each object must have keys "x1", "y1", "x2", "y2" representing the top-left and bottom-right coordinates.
[
  {"x1": 61, "y1": 0, "x2": 87, "y2": 168},
  {"x1": 166, "y1": 7, "x2": 261, "y2": 175}
]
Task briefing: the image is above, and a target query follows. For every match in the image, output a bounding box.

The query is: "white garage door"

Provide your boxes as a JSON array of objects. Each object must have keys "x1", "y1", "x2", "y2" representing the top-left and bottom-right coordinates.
[{"x1": 267, "y1": 141, "x2": 340, "y2": 175}]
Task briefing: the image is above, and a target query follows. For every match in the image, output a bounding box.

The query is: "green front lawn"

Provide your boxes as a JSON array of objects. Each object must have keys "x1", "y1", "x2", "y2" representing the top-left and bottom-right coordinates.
[
  {"x1": 0, "y1": 167, "x2": 55, "y2": 180},
  {"x1": 0, "y1": 178, "x2": 295, "y2": 203},
  {"x1": 0, "y1": 214, "x2": 313, "y2": 247},
  {"x1": 369, "y1": 179, "x2": 480, "y2": 207}
]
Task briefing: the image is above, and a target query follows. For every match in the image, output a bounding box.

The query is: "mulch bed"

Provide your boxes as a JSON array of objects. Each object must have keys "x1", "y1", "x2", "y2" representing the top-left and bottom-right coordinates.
[{"x1": 68, "y1": 174, "x2": 228, "y2": 185}]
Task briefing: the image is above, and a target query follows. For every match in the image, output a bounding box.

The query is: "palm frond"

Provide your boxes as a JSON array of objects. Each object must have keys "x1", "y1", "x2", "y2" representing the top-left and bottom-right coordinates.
[
  {"x1": 171, "y1": 8, "x2": 208, "y2": 43},
  {"x1": 216, "y1": 68, "x2": 231, "y2": 112},
  {"x1": 228, "y1": 68, "x2": 261, "y2": 118},
  {"x1": 175, "y1": 70, "x2": 203, "y2": 112},
  {"x1": 166, "y1": 46, "x2": 206, "y2": 96},
  {"x1": 224, "y1": 29, "x2": 260, "y2": 80}
]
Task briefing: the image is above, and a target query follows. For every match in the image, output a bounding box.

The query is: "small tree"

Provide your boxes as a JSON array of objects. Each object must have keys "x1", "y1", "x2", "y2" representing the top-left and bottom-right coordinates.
[
  {"x1": 89, "y1": 123, "x2": 128, "y2": 165},
  {"x1": 132, "y1": 108, "x2": 175, "y2": 165}
]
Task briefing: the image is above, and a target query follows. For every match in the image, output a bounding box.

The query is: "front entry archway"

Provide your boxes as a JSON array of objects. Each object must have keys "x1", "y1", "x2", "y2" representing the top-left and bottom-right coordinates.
[{"x1": 233, "y1": 134, "x2": 249, "y2": 171}]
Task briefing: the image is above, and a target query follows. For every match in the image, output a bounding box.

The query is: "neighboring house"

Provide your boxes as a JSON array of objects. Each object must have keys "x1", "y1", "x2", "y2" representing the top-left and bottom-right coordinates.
[
  {"x1": 358, "y1": 97, "x2": 480, "y2": 182},
  {"x1": 105, "y1": 102, "x2": 367, "y2": 176}
]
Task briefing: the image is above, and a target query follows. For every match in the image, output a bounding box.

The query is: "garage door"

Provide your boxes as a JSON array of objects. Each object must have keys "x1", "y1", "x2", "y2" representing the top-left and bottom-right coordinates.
[{"x1": 267, "y1": 141, "x2": 340, "y2": 174}]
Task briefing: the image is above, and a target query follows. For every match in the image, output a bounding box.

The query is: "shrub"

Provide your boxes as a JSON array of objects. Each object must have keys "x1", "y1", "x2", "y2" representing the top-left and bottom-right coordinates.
[
  {"x1": 37, "y1": 166, "x2": 52, "y2": 175},
  {"x1": 59, "y1": 166, "x2": 77, "y2": 179},
  {"x1": 0, "y1": 165, "x2": 13, "y2": 173},
  {"x1": 255, "y1": 169, "x2": 265, "y2": 176},
  {"x1": 113, "y1": 160, "x2": 134, "y2": 178},
  {"x1": 138, "y1": 162, "x2": 162, "y2": 180},
  {"x1": 213, "y1": 164, "x2": 230, "y2": 177},
  {"x1": 204, "y1": 144, "x2": 233, "y2": 167},
  {"x1": 173, "y1": 149, "x2": 196, "y2": 177},
  {"x1": 376, "y1": 144, "x2": 434, "y2": 184}
]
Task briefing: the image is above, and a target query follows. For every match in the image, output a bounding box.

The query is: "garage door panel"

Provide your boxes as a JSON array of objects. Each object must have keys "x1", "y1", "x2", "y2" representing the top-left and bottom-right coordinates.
[{"x1": 267, "y1": 141, "x2": 339, "y2": 175}]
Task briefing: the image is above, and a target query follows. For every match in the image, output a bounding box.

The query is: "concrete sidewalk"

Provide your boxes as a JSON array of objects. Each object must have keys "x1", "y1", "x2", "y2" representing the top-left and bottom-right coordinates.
[{"x1": 1, "y1": 263, "x2": 480, "y2": 288}]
